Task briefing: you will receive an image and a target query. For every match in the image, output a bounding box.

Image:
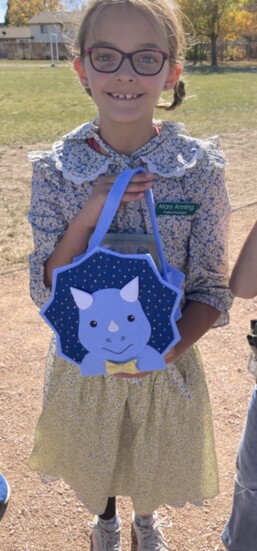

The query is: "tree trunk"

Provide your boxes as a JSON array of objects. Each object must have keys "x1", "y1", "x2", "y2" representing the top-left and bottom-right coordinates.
[{"x1": 210, "y1": 33, "x2": 218, "y2": 66}]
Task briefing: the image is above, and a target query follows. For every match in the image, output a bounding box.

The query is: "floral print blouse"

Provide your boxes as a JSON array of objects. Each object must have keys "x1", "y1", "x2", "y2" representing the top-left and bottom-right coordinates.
[{"x1": 28, "y1": 118, "x2": 232, "y2": 325}]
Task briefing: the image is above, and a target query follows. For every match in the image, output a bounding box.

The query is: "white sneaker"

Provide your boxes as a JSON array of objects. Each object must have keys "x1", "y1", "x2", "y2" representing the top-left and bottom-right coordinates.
[
  {"x1": 132, "y1": 514, "x2": 170, "y2": 550},
  {"x1": 90, "y1": 516, "x2": 122, "y2": 551}
]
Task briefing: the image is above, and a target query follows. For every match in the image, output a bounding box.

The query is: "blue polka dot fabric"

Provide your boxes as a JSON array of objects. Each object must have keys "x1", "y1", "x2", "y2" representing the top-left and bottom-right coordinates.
[{"x1": 41, "y1": 247, "x2": 183, "y2": 373}]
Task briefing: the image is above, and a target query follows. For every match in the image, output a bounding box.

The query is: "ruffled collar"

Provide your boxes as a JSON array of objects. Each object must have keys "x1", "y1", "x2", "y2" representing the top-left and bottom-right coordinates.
[{"x1": 51, "y1": 118, "x2": 226, "y2": 185}]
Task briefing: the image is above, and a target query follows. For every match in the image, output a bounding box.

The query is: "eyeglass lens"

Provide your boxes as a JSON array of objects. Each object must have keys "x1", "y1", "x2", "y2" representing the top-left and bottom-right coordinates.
[{"x1": 89, "y1": 47, "x2": 167, "y2": 75}]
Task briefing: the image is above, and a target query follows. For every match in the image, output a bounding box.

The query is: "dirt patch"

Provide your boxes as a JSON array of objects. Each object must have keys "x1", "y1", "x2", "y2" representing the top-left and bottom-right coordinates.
[{"x1": 0, "y1": 134, "x2": 257, "y2": 551}]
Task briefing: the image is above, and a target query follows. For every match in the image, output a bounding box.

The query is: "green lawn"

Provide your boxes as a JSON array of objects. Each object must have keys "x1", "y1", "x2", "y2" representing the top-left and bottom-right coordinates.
[{"x1": 1, "y1": 60, "x2": 257, "y2": 145}]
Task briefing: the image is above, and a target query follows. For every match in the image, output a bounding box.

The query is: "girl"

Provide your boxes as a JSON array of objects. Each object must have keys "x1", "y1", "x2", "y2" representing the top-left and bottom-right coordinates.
[
  {"x1": 28, "y1": 1, "x2": 232, "y2": 549},
  {"x1": 222, "y1": 220, "x2": 257, "y2": 551}
]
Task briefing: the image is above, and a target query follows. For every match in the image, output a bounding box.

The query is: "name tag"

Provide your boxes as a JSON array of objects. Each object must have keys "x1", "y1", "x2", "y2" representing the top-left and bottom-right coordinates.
[{"x1": 155, "y1": 202, "x2": 200, "y2": 216}]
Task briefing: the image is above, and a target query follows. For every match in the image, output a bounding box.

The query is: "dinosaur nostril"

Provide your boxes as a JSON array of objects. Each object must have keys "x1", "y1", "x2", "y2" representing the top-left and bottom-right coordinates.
[
  {"x1": 121, "y1": 336, "x2": 125, "y2": 341},
  {"x1": 106, "y1": 338, "x2": 112, "y2": 342},
  {"x1": 108, "y1": 320, "x2": 119, "y2": 333}
]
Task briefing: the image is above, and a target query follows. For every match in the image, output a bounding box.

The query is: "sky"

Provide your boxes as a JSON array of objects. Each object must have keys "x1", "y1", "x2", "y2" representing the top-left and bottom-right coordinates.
[{"x1": 0, "y1": 0, "x2": 7, "y2": 24}]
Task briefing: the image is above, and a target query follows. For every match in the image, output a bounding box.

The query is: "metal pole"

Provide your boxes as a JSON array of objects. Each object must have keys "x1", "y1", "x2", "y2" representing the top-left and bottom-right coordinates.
[
  {"x1": 55, "y1": 33, "x2": 59, "y2": 64},
  {"x1": 50, "y1": 33, "x2": 55, "y2": 66}
]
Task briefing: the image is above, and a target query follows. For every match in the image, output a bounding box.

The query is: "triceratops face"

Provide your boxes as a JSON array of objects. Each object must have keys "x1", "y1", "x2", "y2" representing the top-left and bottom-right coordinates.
[{"x1": 70, "y1": 277, "x2": 152, "y2": 361}]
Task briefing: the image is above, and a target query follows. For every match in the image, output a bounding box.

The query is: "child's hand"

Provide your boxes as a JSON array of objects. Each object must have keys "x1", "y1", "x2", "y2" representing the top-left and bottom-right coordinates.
[
  {"x1": 79, "y1": 172, "x2": 154, "y2": 230},
  {"x1": 93, "y1": 171, "x2": 153, "y2": 201},
  {"x1": 92, "y1": 171, "x2": 153, "y2": 205},
  {"x1": 114, "y1": 370, "x2": 152, "y2": 379},
  {"x1": 118, "y1": 171, "x2": 153, "y2": 204}
]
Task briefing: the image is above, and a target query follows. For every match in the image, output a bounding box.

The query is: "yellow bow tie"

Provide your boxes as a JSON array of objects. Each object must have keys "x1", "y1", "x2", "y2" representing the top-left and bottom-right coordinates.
[{"x1": 105, "y1": 359, "x2": 139, "y2": 376}]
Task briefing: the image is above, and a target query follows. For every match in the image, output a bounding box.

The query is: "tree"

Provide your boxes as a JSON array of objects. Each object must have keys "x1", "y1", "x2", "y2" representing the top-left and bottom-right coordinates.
[
  {"x1": 6, "y1": 0, "x2": 64, "y2": 26},
  {"x1": 222, "y1": 3, "x2": 257, "y2": 40},
  {"x1": 4, "y1": 1, "x2": 11, "y2": 25},
  {"x1": 178, "y1": 0, "x2": 248, "y2": 66}
]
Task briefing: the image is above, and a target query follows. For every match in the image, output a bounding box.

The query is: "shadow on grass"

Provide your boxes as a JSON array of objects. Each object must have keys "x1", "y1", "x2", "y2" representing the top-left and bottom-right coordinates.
[{"x1": 186, "y1": 63, "x2": 257, "y2": 74}]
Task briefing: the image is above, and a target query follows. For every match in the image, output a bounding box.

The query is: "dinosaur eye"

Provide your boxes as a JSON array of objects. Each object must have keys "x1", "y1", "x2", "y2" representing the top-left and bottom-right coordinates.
[
  {"x1": 90, "y1": 320, "x2": 97, "y2": 327},
  {"x1": 127, "y1": 315, "x2": 135, "y2": 322}
]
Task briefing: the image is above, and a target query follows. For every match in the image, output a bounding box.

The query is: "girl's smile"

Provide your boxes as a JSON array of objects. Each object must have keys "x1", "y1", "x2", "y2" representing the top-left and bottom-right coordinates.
[
  {"x1": 107, "y1": 93, "x2": 143, "y2": 100},
  {"x1": 74, "y1": 3, "x2": 179, "y2": 152}
]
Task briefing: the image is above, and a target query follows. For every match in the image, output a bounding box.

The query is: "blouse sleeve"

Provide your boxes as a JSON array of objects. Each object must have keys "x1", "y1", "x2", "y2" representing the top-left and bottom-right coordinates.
[
  {"x1": 184, "y1": 160, "x2": 232, "y2": 326},
  {"x1": 28, "y1": 153, "x2": 68, "y2": 309}
]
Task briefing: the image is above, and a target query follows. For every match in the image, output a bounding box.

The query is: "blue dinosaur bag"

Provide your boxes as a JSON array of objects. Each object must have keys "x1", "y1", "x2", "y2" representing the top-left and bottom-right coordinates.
[{"x1": 40, "y1": 168, "x2": 184, "y2": 377}]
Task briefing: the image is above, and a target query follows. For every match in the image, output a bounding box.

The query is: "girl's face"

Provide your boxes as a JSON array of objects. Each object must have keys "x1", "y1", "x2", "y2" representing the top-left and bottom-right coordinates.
[{"x1": 75, "y1": 4, "x2": 180, "y2": 131}]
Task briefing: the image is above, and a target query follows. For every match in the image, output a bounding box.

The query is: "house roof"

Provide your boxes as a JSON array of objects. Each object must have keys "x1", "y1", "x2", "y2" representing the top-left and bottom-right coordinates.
[
  {"x1": 0, "y1": 26, "x2": 32, "y2": 39},
  {"x1": 28, "y1": 10, "x2": 80, "y2": 25}
]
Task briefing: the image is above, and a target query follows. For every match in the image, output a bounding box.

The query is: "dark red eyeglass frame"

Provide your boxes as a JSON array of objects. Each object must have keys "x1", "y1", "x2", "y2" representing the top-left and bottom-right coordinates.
[{"x1": 83, "y1": 46, "x2": 170, "y2": 75}]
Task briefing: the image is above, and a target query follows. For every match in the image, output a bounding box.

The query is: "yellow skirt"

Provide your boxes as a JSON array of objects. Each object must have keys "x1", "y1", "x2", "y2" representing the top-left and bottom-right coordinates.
[{"x1": 29, "y1": 339, "x2": 218, "y2": 515}]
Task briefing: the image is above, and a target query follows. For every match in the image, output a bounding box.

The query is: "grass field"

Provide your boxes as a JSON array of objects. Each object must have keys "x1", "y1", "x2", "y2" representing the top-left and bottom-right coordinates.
[{"x1": 1, "y1": 60, "x2": 257, "y2": 145}]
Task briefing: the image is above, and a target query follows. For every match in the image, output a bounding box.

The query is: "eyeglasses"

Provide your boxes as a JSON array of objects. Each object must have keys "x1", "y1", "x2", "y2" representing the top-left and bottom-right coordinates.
[{"x1": 83, "y1": 46, "x2": 170, "y2": 76}]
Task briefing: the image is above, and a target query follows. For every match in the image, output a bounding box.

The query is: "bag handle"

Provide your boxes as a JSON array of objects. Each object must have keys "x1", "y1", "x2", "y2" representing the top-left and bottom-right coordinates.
[{"x1": 87, "y1": 168, "x2": 169, "y2": 279}]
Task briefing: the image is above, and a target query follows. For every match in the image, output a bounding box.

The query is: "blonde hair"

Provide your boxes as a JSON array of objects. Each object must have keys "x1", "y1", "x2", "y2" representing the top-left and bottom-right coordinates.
[{"x1": 75, "y1": 0, "x2": 186, "y2": 110}]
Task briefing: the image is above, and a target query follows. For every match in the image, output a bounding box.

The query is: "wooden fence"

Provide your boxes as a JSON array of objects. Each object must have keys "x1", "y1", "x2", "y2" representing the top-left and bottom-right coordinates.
[{"x1": 186, "y1": 39, "x2": 257, "y2": 63}]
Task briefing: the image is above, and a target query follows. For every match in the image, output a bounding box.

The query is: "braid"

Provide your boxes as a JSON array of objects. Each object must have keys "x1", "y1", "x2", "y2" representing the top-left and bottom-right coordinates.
[
  {"x1": 169, "y1": 80, "x2": 186, "y2": 111},
  {"x1": 157, "y1": 79, "x2": 186, "y2": 111}
]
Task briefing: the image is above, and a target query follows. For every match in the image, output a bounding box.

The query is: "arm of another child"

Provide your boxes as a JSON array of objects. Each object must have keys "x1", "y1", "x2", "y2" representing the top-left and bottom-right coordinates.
[{"x1": 230, "y1": 220, "x2": 257, "y2": 299}]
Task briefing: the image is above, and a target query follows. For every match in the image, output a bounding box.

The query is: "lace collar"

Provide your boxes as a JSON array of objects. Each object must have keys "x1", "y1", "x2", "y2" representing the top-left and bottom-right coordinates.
[{"x1": 51, "y1": 118, "x2": 226, "y2": 184}]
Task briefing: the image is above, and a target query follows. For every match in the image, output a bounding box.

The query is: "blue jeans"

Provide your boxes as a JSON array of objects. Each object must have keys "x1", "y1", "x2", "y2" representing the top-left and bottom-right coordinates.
[{"x1": 222, "y1": 385, "x2": 257, "y2": 551}]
